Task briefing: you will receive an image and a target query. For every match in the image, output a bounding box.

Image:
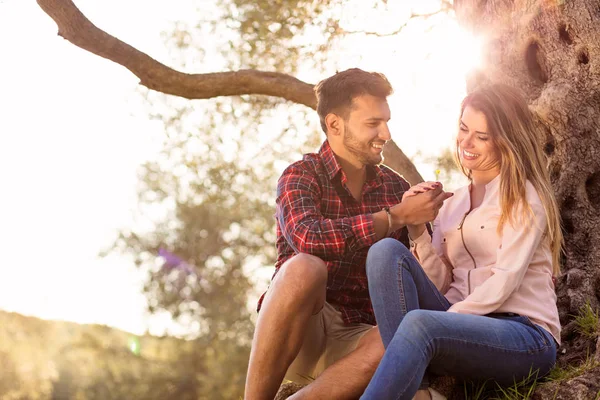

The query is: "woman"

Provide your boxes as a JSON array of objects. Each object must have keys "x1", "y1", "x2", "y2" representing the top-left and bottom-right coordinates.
[{"x1": 361, "y1": 84, "x2": 562, "y2": 400}]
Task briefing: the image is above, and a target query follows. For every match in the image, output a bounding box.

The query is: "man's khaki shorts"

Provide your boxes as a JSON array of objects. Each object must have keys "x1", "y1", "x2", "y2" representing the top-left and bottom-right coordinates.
[{"x1": 284, "y1": 302, "x2": 374, "y2": 384}]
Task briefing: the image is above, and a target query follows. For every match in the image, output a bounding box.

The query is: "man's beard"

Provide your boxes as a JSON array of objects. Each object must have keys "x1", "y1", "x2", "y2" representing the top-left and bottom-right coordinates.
[{"x1": 343, "y1": 126, "x2": 383, "y2": 166}]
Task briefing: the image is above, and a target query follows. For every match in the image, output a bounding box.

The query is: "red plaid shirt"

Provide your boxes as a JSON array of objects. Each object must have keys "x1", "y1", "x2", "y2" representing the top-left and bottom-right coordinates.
[{"x1": 258, "y1": 140, "x2": 411, "y2": 325}]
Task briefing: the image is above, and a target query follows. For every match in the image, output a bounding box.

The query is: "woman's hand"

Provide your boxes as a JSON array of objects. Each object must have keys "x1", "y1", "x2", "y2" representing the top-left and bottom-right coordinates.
[
  {"x1": 402, "y1": 181, "x2": 442, "y2": 201},
  {"x1": 402, "y1": 181, "x2": 444, "y2": 240}
]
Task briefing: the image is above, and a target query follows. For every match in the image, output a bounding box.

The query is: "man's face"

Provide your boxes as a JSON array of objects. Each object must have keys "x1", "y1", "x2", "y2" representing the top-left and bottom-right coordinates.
[{"x1": 341, "y1": 95, "x2": 392, "y2": 166}]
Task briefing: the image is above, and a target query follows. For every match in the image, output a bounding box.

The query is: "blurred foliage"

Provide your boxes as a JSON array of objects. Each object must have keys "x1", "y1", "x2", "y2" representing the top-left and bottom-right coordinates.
[
  {"x1": 160, "y1": 0, "x2": 347, "y2": 75},
  {"x1": 218, "y1": 0, "x2": 344, "y2": 72},
  {"x1": 413, "y1": 146, "x2": 465, "y2": 189},
  {"x1": 105, "y1": 1, "x2": 338, "y2": 398},
  {"x1": 107, "y1": 98, "x2": 321, "y2": 398},
  {"x1": 0, "y1": 310, "x2": 200, "y2": 400}
]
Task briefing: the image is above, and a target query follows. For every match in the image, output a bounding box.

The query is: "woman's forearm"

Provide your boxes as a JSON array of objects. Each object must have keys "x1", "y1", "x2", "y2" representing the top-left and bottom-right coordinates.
[{"x1": 407, "y1": 224, "x2": 427, "y2": 240}]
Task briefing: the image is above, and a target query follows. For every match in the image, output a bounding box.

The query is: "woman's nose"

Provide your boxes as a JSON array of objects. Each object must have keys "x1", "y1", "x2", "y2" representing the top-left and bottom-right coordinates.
[{"x1": 460, "y1": 133, "x2": 473, "y2": 148}]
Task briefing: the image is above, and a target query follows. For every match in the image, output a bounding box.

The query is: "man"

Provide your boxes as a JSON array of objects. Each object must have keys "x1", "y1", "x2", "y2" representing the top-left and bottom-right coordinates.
[{"x1": 245, "y1": 68, "x2": 452, "y2": 399}]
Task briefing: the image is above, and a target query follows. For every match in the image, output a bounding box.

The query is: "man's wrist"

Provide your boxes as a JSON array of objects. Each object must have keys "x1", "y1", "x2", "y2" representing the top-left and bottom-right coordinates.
[
  {"x1": 383, "y1": 207, "x2": 393, "y2": 236},
  {"x1": 390, "y1": 203, "x2": 407, "y2": 230}
]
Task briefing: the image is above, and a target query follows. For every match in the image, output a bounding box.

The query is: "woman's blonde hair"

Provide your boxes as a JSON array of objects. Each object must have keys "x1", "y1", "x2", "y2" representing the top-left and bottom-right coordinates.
[{"x1": 455, "y1": 84, "x2": 563, "y2": 276}]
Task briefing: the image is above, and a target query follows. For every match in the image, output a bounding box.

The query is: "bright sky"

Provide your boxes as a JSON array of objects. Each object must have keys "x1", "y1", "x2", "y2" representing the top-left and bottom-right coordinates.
[{"x1": 0, "y1": 0, "x2": 480, "y2": 335}]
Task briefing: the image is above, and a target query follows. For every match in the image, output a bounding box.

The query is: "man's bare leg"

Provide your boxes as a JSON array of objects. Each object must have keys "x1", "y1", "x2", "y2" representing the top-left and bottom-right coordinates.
[
  {"x1": 244, "y1": 253, "x2": 327, "y2": 400},
  {"x1": 288, "y1": 327, "x2": 384, "y2": 400}
]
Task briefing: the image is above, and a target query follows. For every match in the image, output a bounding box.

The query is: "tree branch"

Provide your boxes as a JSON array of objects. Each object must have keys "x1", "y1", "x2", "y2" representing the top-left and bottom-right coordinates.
[
  {"x1": 383, "y1": 141, "x2": 423, "y2": 185},
  {"x1": 36, "y1": 0, "x2": 317, "y2": 108},
  {"x1": 36, "y1": 0, "x2": 423, "y2": 184}
]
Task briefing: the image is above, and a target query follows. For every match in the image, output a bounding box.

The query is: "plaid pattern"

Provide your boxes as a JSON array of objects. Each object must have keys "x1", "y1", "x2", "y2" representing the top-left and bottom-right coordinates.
[{"x1": 258, "y1": 140, "x2": 411, "y2": 325}]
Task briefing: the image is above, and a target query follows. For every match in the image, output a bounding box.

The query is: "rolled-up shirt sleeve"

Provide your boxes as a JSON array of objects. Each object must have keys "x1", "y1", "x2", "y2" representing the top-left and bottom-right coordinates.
[{"x1": 276, "y1": 167, "x2": 377, "y2": 261}]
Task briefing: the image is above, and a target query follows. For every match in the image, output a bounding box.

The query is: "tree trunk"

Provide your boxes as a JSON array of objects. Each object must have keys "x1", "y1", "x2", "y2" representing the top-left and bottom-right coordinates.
[{"x1": 454, "y1": 0, "x2": 600, "y2": 389}]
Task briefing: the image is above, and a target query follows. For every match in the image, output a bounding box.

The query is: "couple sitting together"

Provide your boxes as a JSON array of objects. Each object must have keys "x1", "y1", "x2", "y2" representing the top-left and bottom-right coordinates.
[{"x1": 244, "y1": 68, "x2": 562, "y2": 400}]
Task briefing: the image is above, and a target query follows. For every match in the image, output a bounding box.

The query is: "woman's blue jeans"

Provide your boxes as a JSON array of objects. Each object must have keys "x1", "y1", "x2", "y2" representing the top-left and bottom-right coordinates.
[{"x1": 361, "y1": 238, "x2": 557, "y2": 400}]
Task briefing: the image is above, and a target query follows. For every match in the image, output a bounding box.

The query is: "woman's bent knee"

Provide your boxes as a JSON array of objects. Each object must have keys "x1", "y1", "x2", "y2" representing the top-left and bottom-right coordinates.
[
  {"x1": 399, "y1": 310, "x2": 438, "y2": 338},
  {"x1": 366, "y1": 238, "x2": 410, "y2": 278},
  {"x1": 369, "y1": 238, "x2": 408, "y2": 255}
]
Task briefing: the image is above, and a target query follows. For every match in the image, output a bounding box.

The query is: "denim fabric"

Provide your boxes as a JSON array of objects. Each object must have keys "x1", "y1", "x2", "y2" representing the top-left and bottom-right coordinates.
[{"x1": 362, "y1": 238, "x2": 556, "y2": 400}]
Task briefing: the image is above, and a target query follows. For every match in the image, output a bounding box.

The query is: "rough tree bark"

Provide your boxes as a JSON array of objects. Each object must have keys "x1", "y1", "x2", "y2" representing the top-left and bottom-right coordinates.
[
  {"x1": 36, "y1": 0, "x2": 424, "y2": 185},
  {"x1": 454, "y1": 0, "x2": 600, "y2": 397}
]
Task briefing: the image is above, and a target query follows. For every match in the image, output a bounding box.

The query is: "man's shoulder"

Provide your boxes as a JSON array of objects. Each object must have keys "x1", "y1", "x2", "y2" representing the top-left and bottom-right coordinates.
[
  {"x1": 276, "y1": 151, "x2": 324, "y2": 193},
  {"x1": 281, "y1": 151, "x2": 323, "y2": 177}
]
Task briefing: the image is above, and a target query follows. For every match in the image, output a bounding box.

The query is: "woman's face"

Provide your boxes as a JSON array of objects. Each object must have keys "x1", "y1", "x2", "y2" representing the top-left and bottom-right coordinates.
[{"x1": 457, "y1": 105, "x2": 501, "y2": 176}]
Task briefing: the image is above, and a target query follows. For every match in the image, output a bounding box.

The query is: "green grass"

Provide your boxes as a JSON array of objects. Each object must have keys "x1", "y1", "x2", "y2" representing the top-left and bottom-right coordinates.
[
  {"x1": 493, "y1": 379, "x2": 538, "y2": 399},
  {"x1": 462, "y1": 379, "x2": 490, "y2": 400},
  {"x1": 461, "y1": 368, "x2": 541, "y2": 400},
  {"x1": 545, "y1": 351, "x2": 599, "y2": 383},
  {"x1": 492, "y1": 368, "x2": 541, "y2": 400},
  {"x1": 572, "y1": 301, "x2": 600, "y2": 339}
]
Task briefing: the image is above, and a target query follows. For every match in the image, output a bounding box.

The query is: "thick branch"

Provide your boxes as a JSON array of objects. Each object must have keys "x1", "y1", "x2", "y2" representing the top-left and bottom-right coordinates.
[
  {"x1": 36, "y1": 0, "x2": 424, "y2": 183},
  {"x1": 36, "y1": 0, "x2": 317, "y2": 108}
]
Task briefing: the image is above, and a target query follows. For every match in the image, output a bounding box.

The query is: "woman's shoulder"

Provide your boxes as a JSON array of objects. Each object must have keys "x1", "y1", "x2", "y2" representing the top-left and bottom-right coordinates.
[
  {"x1": 524, "y1": 180, "x2": 544, "y2": 206},
  {"x1": 490, "y1": 177, "x2": 542, "y2": 206}
]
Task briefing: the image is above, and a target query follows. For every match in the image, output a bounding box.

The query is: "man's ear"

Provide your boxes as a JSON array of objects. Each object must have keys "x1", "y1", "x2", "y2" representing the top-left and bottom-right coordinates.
[{"x1": 325, "y1": 113, "x2": 343, "y2": 136}]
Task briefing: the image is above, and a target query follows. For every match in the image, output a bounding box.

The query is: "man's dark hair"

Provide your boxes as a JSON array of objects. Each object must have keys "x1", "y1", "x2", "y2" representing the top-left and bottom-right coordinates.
[{"x1": 314, "y1": 68, "x2": 393, "y2": 134}]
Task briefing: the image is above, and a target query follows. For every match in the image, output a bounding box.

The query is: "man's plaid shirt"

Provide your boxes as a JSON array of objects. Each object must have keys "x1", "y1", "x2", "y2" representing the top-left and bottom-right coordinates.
[{"x1": 258, "y1": 140, "x2": 411, "y2": 325}]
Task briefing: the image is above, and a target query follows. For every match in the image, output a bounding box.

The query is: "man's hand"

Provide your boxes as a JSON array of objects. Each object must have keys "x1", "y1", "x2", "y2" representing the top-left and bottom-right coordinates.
[{"x1": 391, "y1": 183, "x2": 453, "y2": 227}]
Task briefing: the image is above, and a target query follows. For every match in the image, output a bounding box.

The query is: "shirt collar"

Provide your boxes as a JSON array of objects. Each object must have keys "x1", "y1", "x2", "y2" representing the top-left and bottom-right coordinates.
[
  {"x1": 470, "y1": 173, "x2": 501, "y2": 194},
  {"x1": 319, "y1": 140, "x2": 342, "y2": 180},
  {"x1": 485, "y1": 174, "x2": 501, "y2": 189}
]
